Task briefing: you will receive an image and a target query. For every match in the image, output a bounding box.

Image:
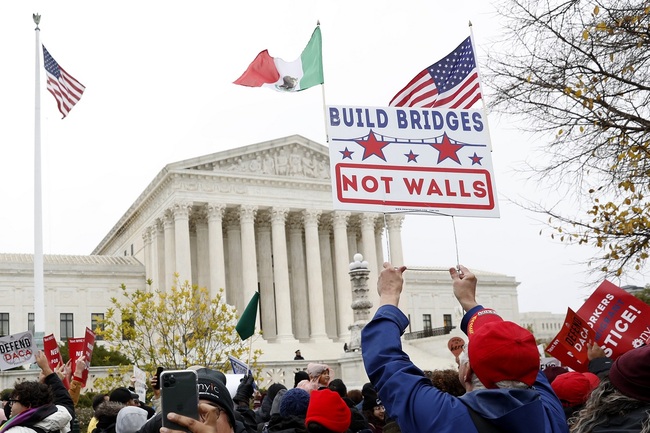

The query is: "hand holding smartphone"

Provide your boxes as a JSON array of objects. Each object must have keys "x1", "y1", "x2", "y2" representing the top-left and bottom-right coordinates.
[{"x1": 161, "y1": 370, "x2": 199, "y2": 433}]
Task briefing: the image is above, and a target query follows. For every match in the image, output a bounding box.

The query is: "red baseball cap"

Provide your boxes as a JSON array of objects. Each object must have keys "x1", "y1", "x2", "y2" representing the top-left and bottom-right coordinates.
[
  {"x1": 467, "y1": 317, "x2": 539, "y2": 389},
  {"x1": 551, "y1": 372, "x2": 592, "y2": 407}
]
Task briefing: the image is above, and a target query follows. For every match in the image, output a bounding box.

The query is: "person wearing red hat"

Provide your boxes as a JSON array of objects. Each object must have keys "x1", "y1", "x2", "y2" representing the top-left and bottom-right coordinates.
[
  {"x1": 361, "y1": 263, "x2": 568, "y2": 433},
  {"x1": 570, "y1": 343, "x2": 650, "y2": 433},
  {"x1": 550, "y1": 372, "x2": 599, "y2": 420}
]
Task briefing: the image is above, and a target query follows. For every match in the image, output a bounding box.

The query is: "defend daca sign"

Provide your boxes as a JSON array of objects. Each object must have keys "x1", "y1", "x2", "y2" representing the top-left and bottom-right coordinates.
[{"x1": 0, "y1": 331, "x2": 35, "y2": 370}]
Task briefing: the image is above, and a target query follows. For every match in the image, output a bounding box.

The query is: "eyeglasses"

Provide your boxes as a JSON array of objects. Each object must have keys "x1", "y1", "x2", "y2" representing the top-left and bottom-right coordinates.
[{"x1": 6, "y1": 399, "x2": 21, "y2": 406}]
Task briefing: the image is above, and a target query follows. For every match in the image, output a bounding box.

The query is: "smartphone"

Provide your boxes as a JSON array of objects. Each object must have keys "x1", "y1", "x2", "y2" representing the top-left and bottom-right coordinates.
[
  {"x1": 161, "y1": 370, "x2": 199, "y2": 433},
  {"x1": 153, "y1": 366, "x2": 165, "y2": 390}
]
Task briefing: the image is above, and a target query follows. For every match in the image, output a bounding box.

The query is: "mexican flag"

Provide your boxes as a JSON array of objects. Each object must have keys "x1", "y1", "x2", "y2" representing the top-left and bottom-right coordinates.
[{"x1": 234, "y1": 27, "x2": 323, "y2": 92}]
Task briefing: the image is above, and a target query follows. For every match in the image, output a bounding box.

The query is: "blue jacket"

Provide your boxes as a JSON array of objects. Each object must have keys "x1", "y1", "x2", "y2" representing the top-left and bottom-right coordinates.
[{"x1": 361, "y1": 305, "x2": 568, "y2": 433}]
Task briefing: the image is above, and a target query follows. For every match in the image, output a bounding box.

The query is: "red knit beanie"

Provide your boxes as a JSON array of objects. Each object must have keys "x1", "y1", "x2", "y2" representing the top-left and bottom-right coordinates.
[{"x1": 305, "y1": 389, "x2": 351, "y2": 433}]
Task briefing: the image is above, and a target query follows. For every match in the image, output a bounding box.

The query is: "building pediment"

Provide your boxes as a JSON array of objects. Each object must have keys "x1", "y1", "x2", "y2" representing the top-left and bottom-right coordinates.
[{"x1": 169, "y1": 135, "x2": 330, "y2": 181}]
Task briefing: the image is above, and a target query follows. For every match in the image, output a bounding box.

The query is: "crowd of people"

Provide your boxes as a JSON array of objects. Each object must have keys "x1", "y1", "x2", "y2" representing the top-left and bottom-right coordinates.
[{"x1": 1, "y1": 263, "x2": 648, "y2": 433}]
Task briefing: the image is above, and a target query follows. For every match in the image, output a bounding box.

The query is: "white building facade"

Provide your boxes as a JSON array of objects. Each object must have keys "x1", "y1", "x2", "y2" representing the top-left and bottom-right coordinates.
[{"x1": 0, "y1": 136, "x2": 522, "y2": 385}]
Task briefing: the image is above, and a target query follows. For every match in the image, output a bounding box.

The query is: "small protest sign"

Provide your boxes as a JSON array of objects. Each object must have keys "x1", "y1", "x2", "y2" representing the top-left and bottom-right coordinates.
[
  {"x1": 576, "y1": 280, "x2": 650, "y2": 359},
  {"x1": 43, "y1": 334, "x2": 69, "y2": 388},
  {"x1": 133, "y1": 365, "x2": 147, "y2": 402},
  {"x1": 0, "y1": 331, "x2": 35, "y2": 370},
  {"x1": 447, "y1": 336, "x2": 465, "y2": 359},
  {"x1": 546, "y1": 308, "x2": 594, "y2": 372}
]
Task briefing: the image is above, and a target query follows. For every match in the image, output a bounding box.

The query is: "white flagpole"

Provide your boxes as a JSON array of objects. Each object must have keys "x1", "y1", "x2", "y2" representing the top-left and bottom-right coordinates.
[
  {"x1": 468, "y1": 21, "x2": 494, "y2": 152},
  {"x1": 33, "y1": 13, "x2": 45, "y2": 349}
]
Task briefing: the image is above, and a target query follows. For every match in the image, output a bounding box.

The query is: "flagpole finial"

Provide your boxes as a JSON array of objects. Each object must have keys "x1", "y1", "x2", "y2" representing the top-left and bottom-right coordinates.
[
  {"x1": 33, "y1": 13, "x2": 41, "y2": 30},
  {"x1": 316, "y1": 19, "x2": 320, "y2": 26},
  {"x1": 468, "y1": 20, "x2": 473, "y2": 27}
]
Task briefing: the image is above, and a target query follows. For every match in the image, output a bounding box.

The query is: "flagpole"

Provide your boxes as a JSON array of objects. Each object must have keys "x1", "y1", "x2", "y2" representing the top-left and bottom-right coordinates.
[
  {"x1": 317, "y1": 21, "x2": 329, "y2": 144},
  {"x1": 33, "y1": 13, "x2": 45, "y2": 350},
  {"x1": 468, "y1": 21, "x2": 494, "y2": 151}
]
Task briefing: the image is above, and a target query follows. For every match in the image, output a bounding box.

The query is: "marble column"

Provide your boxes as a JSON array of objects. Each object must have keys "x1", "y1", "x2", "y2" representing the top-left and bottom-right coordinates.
[
  {"x1": 195, "y1": 212, "x2": 210, "y2": 290},
  {"x1": 154, "y1": 219, "x2": 165, "y2": 291},
  {"x1": 225, "y1": 210, "x2": 244, "y2": 310},
  {"x1": 347, "y1": 216, "x2": 360, "y2": 259},
  {"x1": 148, "y1": 225, "x2": 159, "y2": 290},
  {"x1": 206, "y1": 203, "x2": 226, "y2": 299},
  {"x1": 173, "y1": 202, "x2": 193, "y2": 285},
  {"x1": 303, "y1": 209, "x2": 328, "y2": 340},
  {"x1": 240, "y1": 205, "x2": 259, "y2": 311},
  {"x1": 163, "y1": 210, "x2": 176, "y2": 291},
  {"x1": 142, "y1": 228, "x2": 152, "y2": 282},
  {"x1": 375, "y1": 217, "x2": 385, "y2": 271},
  {"x1": 288, "y1": 213, "x2": 309, "y2": 340},
  {"x1": 318, "y1": 214, "x2": 336, "y2": 339},
  {"x1": 386, "y1": 214, "x2": 405, "y2": 266},
  {"x1": 271, "y1": 207, "x2": 295, "y2": 342},
  {"x1": 256, "y1": 211, "x2": 275, "y2": 339},
  {"x1": 360, "y1": 213, "x2": 380, "y2": 312},
  {"x1": 332, "y1": 211, "x2": 352, "y2": 340}
]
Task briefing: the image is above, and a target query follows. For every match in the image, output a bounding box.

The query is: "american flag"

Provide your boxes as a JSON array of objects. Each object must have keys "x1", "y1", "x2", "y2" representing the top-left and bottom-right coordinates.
[
  {"x1": 389, "y1": 36, "x2": 482, "y2": 109},
  {"x1": 42, "y1": 45, "x2": 85, "y2": 118}
]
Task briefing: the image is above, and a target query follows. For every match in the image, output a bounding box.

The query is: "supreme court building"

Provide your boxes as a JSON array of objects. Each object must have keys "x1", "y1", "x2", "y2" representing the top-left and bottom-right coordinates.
[{"x1": 0, "y1": 135, "x2": 521, "y2": 379}]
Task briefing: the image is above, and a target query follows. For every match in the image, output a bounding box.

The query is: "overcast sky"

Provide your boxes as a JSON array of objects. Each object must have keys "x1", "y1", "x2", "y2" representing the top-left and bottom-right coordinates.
[{"x1": 0, "y1": 0, "x2": 646, "y2": 315}]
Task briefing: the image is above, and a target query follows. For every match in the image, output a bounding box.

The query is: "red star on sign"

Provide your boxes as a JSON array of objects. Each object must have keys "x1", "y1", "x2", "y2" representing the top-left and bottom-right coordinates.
[
  {"x1": 431, "y1": 133, "x2": 464, "y2": 164},
  {"x1": 356, "y1": 130, "x2": 389, "y2": 161}
]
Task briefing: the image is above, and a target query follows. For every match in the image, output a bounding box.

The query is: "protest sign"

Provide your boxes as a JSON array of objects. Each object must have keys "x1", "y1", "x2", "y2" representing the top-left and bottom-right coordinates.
[
  {"x1": 447, "y1": 336, "x2": 465, "y2": 359},
  {"x1": 228, "y1": 355, "x2": 250, "y2": 375},
  {"x1": 133, "y1": 365, "x2": 147, "y2": 402},
  {"x1": 539, "y1": 357, "x2": 562, "y2": 371},
  {"x1": 326, "y1": 106, "x2": 499, "y2": 217},
  {"x1": 0, "y1": 331, "x2": 35, "y2": 370},
  {"x1": 576, "y1": 280, "x2": 650, "y2": 359},
  {"x1": 546, "y1": 308, "x2": 594, "y2": 372},
  {"x1": 81, "y1": 327, "x2": 96, "y2": 386},
  {"x1": 43, "y1": 334, "x2": 69, "y2": 388}
]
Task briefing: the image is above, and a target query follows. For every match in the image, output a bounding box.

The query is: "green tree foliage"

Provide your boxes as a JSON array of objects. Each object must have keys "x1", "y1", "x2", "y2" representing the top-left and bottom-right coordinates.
[
  {"x1": 97, "y1": 279, "x2": 261, "y2": 372},
  {"x1": 487, "y1": 0, "x2": 650, "y2": 277}
]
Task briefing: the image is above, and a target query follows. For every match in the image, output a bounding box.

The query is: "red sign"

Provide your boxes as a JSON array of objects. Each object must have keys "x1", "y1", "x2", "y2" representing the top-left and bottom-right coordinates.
[
  {"x1": 43, "y1": 334, "x2": 69, "y2": 388},
  {"x1": 546, "y1": 308, "x2": 595, "y2": 372},
  {"x1": 82, "y1": 327, "x2": 96, "y2": 386},
  {"x1": 447, "y1": 336, "x2": 465, "y2": 358},
  {"x1": 576, "y1": 280, "x2": 650, "y2": 359}
]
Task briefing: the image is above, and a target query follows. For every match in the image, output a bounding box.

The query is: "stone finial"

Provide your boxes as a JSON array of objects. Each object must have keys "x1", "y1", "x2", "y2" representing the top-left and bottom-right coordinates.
[{"x1": 349, "y1": 253, "x2": 369, "y2": 270}]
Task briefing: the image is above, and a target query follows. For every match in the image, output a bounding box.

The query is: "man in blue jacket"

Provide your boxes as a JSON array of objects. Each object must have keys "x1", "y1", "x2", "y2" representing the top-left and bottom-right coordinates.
[{"x1": 361, "y1": 263, "x2": 568, "y2": 433}]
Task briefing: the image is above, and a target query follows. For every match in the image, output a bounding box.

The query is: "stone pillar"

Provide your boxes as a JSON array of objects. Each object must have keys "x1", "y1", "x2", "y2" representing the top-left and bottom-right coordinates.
[
  {"x1": 142, "y1": 228, "x2": 152, "y2": 282},
  {"x1": 386, "y1": 214, "x2": 405, "y2": 266},
  {"x1": 303, "y1": 209, "x2": 328, "y2": 340},
  {"x1": 163, "y1": 210, "x2": 176, "y2": 291},
  {"x1": 360, "y1": 213, "x2": 380, "y2": 312},
  {"x1": 173, "y1": 202, "x2": 193, "y2": 285},
  {"x1": 256, "y1": 211, "x2": 275, "y2": 339},
  {"x1": 206, "y1": 203, "x2": 226, "y2": 299},
  {"x1": 348, "y1": 253, "x2": 371, "y2": 351},
  {"x1": 271, "y1": 207, "x2": 295, "y2": 342},
  {"x1": 195, "y1": 211, "x2": 209, "y2": 290},
  {"x1": 318, "y1": 214, "x2": 336, "y2": 339},
  {"x1": 375, "y1": 217, "x2": 385, "y2": 271},
  {"x1": 148, "y1": 225, "x2": 159, "y2": 290},
  {"x1": 332, "y1": 211, "x2": 352, "y2": 340},
  {"x1": 347, "y1": 215, "x2": 360, "y2": 260},
  {"x1": 288, "y1": 213, "x2": 309, "y2": 340},
  {"x1": 154, "y1": 219, "x2": 165, "y2": 291},
  {"x1": 240, "y1": 205, "x2": 259, "y2": 309},
  {"x1": 225, "y1": 209, "x2": 243, "y2": 309}
]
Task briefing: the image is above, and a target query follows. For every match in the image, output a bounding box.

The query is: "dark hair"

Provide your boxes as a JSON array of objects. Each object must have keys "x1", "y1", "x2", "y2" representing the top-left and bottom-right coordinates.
[
  {"x1": 328, "y1": 379, "x2": 347, "y2": 398},
  {"x1": 426, "y1": 369, "x2": 466, "y2": 397},
  {"x1": 306, "y1": 421, "x2": 338, "y2": 433},
  {"x1": 12, "y1": 381, "x2": 53, "y2": 408},
  {"x1": 92, "y1": 393, "x2": 108, "y2": 411},
  {"x1": 346, "y1": 389, "x2": 363, "y2": 405}
]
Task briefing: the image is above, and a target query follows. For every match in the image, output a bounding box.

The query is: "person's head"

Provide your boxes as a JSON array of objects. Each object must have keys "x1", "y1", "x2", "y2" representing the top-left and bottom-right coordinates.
[
  {"x1": 294, "y1": 370, "x2": 310, "y2": 388},
  {"x1": 346, "y1": 389, "x2": 363, "y2": 405},
  {"x1": 9, "y1": 381, "x2": 53, "y2": 417},
  {"x1": 608, "y1": 343, "x2": 650, "y2": 403},
  {"x1": 307, "y1": 363, "x2": 331, "y2": 387},
  {"x1": 328, "y1": 379, "x2": 347, "y2": 398},
  {"x1": 196, "y1": 367, "x2": 236, "y2": 431},
  {"x1": 305, "y1": 389, "x2": 351, "y2": 433},
  {"x1": 92, "y1": 393, "x2": 109, "y2": 412},
  {"x1": 551, "y1": 372, "x2": 594, "y2": 408},
  {"x1": 279, "y1": 388, "x2": 310, "y2": 418},
  {"x1": 362, "y1": 397, "x2": 385, "y2": 424},
  {"x1": 460, "y1": 315, "x2": 539, "y2": 391},
  {"x1": 295, "y1": 350, "x2": 302, "y2": 357},
  {"x1": 109, "y1": 387, "x2": 139, "y2": 407},
  {"x1": 115, "y1": 406, "x2": 148, "y2": 433},
  {"x1": 543, "y1": 366, "x2": 569, "y2": 384},
  {"x1": 426, "y1": 369, "x2": 466, "y2": 397}
]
